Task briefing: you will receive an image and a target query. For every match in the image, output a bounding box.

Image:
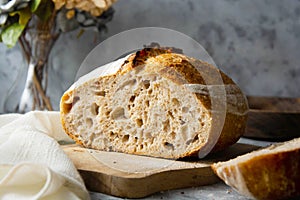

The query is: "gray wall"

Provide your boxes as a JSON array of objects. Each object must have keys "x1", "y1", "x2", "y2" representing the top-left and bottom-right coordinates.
[{"x1": 1, "y1": 0, "x2": 299, "y2": 112}]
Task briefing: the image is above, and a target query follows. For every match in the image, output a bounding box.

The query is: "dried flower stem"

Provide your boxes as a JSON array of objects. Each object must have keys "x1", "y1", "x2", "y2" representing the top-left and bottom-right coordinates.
[{"x1": 17, "y1": 10, "x2": 61, "y2": 112}]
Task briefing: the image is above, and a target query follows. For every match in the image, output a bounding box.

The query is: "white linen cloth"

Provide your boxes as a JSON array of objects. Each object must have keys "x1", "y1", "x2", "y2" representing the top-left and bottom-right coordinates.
[{"x1": 0, "y1": 111, "x2": 90, "y2": 200}]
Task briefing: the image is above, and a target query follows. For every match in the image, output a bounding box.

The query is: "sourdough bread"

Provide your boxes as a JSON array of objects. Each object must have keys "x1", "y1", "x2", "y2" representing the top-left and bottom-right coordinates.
[
  {"x1": 60, "y1": 48, "x2": 248, "y2": 159},
  {"x1": 212, "y1": 137, "x2": 300, "y2": 200}
]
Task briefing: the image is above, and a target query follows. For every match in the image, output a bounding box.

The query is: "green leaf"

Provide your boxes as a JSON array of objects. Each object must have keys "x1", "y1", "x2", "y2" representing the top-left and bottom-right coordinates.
[
  {"x1": 34, "y1": 0, "x2": 54, "y2": 22},
  {"x1": 10, "y1": 8, "x2": 32, "y2": 25},
  {"x1": 1, "y1": 23, "x2": 25, "y2": 48},
  {"x1": 31, "y1": 0, "x2": 42, "y2": 12},
  {"x1": 19, "y1": 8, "x2": 32, "y2": 25}
]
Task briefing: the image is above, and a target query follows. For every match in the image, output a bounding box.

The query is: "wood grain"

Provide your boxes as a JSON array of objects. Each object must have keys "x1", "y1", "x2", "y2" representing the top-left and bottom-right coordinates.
[{"x1": 63, "y1": 143, "x2": 259, "y2": 198}]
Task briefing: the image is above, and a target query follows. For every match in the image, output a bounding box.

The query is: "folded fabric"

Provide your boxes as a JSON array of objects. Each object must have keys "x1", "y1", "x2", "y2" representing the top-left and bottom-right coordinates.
[{"x1": 0, "y1": 111, "x2": 90, "y2": 200}]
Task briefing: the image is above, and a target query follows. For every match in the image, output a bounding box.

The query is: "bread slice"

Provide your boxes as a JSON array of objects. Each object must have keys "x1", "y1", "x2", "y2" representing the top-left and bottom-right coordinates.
[
  {"x1": 60, "y1": 48, "x2": 248, "y2": 159},
  {"x1": 212, "y1": 138, "x2": 300, "y2": 200}
]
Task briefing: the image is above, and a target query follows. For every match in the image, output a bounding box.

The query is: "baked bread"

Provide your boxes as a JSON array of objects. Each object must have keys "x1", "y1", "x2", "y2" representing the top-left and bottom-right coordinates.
[
  {"x1": 60, "y1": 48, "x2": 248, "y2": 159},
  {"x1": 212, "y1": 137, "x2": 300, "y2": 200}
]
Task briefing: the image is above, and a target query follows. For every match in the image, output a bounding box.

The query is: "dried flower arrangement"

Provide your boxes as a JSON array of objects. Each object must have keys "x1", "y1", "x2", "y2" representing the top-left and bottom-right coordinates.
[{"x1": 0, "y1": 0, "x2": 116, "y2": 112}]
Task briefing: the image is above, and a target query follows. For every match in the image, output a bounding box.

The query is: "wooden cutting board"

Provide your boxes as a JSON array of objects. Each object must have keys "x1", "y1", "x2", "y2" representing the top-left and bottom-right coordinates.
[
  {"x1": 63, "y1": 143, "x2": 259, "y2": 198},
  {"x1": 245, "y1": 96, "x2": 300, "y2": 141}
]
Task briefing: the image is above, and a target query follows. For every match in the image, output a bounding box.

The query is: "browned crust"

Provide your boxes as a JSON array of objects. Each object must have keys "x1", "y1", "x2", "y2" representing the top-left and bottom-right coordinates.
[
  {"x1": 60, "y1": 47, "x2": 248, "y2": 158},
  {"x1": 60, "y1": 90, "x2": 83, "y2": 146},
  {"x1": 212, "y1": 148, "x2": 300, "y2": 200}
]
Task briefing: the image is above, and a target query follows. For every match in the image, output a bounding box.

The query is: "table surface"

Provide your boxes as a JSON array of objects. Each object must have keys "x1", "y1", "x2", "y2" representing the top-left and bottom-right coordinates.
[
  {"x1": 90, "y1": 182, "x2": 249, "y2": 200},
  {"x1": 88, "y1": 138, "x2": 275, "y2": 200}
]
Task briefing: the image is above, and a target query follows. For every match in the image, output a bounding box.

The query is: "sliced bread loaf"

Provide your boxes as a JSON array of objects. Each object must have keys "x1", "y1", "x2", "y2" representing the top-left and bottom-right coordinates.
[
  {"x1": 60, "y1": 48, "x2": 248, "y2": 159},
  {"x1": 212, "y1": 137, "x2": 300, "y2": 200}
]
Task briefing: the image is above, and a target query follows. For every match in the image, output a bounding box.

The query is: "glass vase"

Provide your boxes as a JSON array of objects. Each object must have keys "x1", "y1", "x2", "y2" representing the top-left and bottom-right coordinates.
[{"x1": 3, "y1": 15, "x2": 59, "y2": 113}]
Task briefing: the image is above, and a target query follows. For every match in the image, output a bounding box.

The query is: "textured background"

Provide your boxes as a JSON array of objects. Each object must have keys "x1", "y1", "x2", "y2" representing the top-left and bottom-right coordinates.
[{"x1": 1, "y1": 0, "x2": 299, "y2": 112}]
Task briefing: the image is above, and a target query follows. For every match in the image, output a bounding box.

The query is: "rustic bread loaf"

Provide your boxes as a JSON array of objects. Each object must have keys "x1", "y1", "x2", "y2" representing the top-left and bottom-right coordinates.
[
  {"x1": 212, "y1": 137, "x2": 300, "y2": 200},
  {"x1": 60, "y1": 48, "x2": 248, "y2": 159}
]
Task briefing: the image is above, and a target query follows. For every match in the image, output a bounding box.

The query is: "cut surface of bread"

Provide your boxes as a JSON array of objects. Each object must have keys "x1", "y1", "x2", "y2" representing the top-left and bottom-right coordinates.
[
  {"x1": 60, "y1": 48, "x2": 248, "y2": 159},
  {"x1": 212, "y1": 137, "x2": 300, "y2": 200}
]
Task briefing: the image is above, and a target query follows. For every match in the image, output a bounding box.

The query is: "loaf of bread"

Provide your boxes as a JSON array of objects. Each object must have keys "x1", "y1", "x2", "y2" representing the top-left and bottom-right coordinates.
[
  {"x1": 60, "y1": 48, "x2": 248, "y2": 159},
  {"x1": 212, "y1": 137, "x2": 300, "y2": 200}
]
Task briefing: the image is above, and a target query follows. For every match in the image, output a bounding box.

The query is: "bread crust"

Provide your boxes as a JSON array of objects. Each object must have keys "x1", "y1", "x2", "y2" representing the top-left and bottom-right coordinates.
[
  {"x1": 212, "y1": 138, "x2": 300, "y2": 200},
  {"x1": 60, "y1": 48, "x2": 248, "y2": 158}
]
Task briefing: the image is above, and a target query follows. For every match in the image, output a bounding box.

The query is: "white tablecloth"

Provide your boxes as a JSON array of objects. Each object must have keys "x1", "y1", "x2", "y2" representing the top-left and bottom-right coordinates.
[{"x1": 0, "y1": 111, "x2": 90, "y2": 200}]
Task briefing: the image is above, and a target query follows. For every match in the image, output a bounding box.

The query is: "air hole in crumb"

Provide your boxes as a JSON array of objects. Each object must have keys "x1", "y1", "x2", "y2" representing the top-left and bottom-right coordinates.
[
  {"x1": 136, "y1": 118, "x2": 143, "y2": 127},
  {"x1": 86, "y1": 118, "x2": 93, "y2": 128},
  {"x1": 201, "y1": 122, "x2": 205, "y2": 127},
  {"x1": 200, "y1": 113, "x2": 207, "y2": 121},
  {"x1": 163, "y1": 142, "x2": 174, "y2": 150},
  {"x1": 111, "y1": 107, "x2": 126, "y2": 120},
  {"x1": 181, "y1": 125, "x2": 188, "y2": 137},
  {"x1": 95, "y1": 91, "x2": 106, "y2": 96},
  {"x1": 122, "y1": 135, "x2": 129, "y2": 142},
  {"x1": 129, "y1": 95, "x2": 136, "y2": 102},
  {"x1": 110, "y1": 131, "x2": 115, "y2": 137},
  {"x1": 108, "y1": 146, "x2": 113, "y2": 151},
  {"x1": 145, "y1": 100, "x2": 150, "y2": 107},
  {"x1": 169, "y1": 131, "x2": 176, "y2": 140},
  {"x1": 140, "y1": 144, "x2": 144, "y2": 149},
  {"x1": 186, "y1": 139, "x2": 192, "y2": 145},
  {"x1": 126, "y1": 125, "x2": 131, "y2": 130},
  {"x1": 182, "y1": 107, "x2": 189, "y2": 113},
  {"x1": 186, "y1": 134, "x2": 199, "y2": 145},
  {"x1": 117, "y1": 79, "x2": 137, "y2": 91},
  {"x1": 163, "y1": 119, "x2": 170, "y2": 132},
  {"x1": 145, "y1": 132, "x2": 152, "y2": 140},
  {"x1": 193, "y1": 134, "x2": 199, "y2": 142},
  {"x1": 168, "y1": 111, "x2": 174, "y2": 119},
  {"x1": 91, "y1": 103, "x2": 99, "y2": 116},
  {"x1": 149, "y1": 137, "x2": 154, "y2": 144},
  {"x1": 143, "y1": 80, "x2": 150, "y2": 89},
  {"x1": 105, "y1": 110, "x2": 111, "y2": 116},
  {"x1": 148, "y1": 89, "x2": 153, "y2": 94},
  {"x1": 73, "y1": 96, "x2": 80, "y2": 105},
  {"x1": 89, "y1": 132, "x2": 96, "y2": 140},
  {"x1": 171, "y1": 98, "x2": 180, "y2": 106}
]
